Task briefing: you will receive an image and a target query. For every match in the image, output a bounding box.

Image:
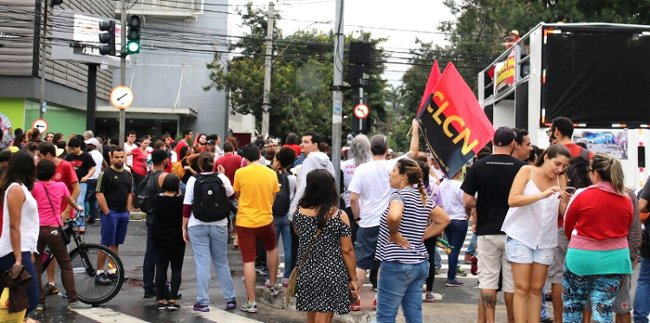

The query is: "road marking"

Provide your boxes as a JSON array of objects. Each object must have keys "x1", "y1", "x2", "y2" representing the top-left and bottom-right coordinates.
[
  {"x1": 196, "y1": 306, "x2": 263, "y2": 322},
  {"x1": 70, "y1": 307, "x2": 149, "y2": 323}
]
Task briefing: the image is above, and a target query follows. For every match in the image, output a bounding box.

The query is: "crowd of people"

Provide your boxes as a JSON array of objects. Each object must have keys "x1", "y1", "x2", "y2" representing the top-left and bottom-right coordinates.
[{"x1": 0, "y1": 115, "x2": 648, "y2": 323}]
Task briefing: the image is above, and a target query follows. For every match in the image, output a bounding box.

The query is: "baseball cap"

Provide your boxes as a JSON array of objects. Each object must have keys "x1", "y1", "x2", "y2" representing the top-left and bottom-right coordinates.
[
  {"x1": 254, "y1": 139, "x2": 265, "y2": 148},
  {"x1": 370, "y1": 134, "x2": 387, "y2": 150},
  {"x1": 493, "y1": 126, "x2": 516, "y2": 146},
  {"x1": 151, "y1": 149, "x2": 168, "y2": 164},
  {"x1": 206, "y1": 139, "x2": 215, "y2": 145},
  {"x1": 510, "y1": 30, "x2": 519, "y2": 36},
  {"x1": 84, "y1": 138, "x2": 100, "y2": 147}
]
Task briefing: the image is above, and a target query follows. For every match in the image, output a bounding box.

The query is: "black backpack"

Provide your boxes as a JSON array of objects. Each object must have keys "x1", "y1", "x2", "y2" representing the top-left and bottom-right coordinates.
[
  {"x1": 192, "y1": 173, "x2": 230, "y2": 222},
  {"x1": 272, "y1": 171, "x2": 291, "y2": 217},
  {"x1": 135, "y1": 170, "x2": 163, "y2": 214},
  {"x1": 565, "y1": 148, "x2": 592, "y2": 189}
]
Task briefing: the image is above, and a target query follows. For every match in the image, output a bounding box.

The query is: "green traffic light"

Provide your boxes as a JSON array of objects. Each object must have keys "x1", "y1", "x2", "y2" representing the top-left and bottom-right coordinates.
[{"x1": 127, "y1": 40, "x2": 140, "y2": 54}]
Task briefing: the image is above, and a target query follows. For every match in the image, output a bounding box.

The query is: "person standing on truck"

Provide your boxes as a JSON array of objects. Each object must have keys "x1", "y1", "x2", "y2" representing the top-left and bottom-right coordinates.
[{"x1": 546, "y1": 117, "x2": 594, "y2": 323}]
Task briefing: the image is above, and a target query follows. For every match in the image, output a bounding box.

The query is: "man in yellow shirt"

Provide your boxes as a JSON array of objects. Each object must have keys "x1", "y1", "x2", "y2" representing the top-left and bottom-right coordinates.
[{"x1": 234, "y1": 144, "x2": 280, "y2": 313}]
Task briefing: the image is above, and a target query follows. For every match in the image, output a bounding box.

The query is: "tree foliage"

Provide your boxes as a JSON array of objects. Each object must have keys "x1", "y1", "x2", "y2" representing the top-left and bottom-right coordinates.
[
  {"x1": 204, "y1": 3, "x2": 389, "y2": 142},
  {"x1": 389, "y1": 0, "x2": 650, "y2": 151}
]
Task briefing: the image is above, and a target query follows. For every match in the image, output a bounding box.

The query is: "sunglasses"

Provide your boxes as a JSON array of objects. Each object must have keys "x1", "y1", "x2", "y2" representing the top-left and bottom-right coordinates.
[{"x1": 546, "y1": 129, "x2": 553, "y2": 136}]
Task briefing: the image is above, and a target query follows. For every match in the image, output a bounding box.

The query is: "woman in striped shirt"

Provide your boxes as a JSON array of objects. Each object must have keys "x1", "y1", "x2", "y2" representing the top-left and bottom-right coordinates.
[
  {"x1": 375, "y1": 158, "x2": 450, "y2": 323},
  {"x1": 563, "y1": 153, "x2": 633, "y2": 323}
]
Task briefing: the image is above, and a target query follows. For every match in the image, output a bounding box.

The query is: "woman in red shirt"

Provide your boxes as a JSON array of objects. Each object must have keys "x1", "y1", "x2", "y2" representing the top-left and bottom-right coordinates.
[{"x1": 129, "y1": 138, "x2": 150, "y2": 192}]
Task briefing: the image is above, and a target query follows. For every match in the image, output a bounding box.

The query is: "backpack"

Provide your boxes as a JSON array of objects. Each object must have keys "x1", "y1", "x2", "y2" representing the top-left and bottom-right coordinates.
[
  {"x1": 565, "y1": 148, "x2": 592, "y2": 189},
  {"x1": 135, "y1": 170, "x2": 163, "y2": 214},
  {"x1": 172, "y1": 157, "x2": 186, "y2": 178},
  {"x1": 192, "y1": 173, "x2": 230, "y2": 222},
  {"x1": 272, "y1": 171, "x2": 291, "y2": 217}
]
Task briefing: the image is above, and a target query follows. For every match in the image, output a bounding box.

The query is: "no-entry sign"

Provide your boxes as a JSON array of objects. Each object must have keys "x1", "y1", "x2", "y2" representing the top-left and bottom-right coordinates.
[
  {"x1": 32, "y1": 119, "x2": 48, "y2": 134},
  {"x1": 354, "y1": 104, "x2": 370, "y2": 119}
]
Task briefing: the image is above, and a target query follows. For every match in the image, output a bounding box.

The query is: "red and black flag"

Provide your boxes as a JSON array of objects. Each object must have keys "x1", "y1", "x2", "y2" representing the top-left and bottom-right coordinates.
[
  {"x1": 418, "y1": 62, "x2": 494, "y2": 178},
  {"x1": 417, "y1": 60, "x2": 442, "y2": 118}
]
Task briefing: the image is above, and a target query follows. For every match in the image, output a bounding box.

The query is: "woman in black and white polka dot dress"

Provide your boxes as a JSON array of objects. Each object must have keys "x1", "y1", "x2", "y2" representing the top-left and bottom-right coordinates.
[{"x1": 294, "y1": 169, "x2": 358, "y2": 322}]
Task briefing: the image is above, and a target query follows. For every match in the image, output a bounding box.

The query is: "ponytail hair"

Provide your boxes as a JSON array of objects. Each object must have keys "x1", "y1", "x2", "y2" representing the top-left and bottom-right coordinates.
[
  {"x1": 396, "y1": 158, "x2": 427, "y2": 207},
  {"x1": 197, "y1": 151, "x2": 214, "y2": 172},
  {"x1": 591, "y1": 153, "x2": 625, "y2": 195}
]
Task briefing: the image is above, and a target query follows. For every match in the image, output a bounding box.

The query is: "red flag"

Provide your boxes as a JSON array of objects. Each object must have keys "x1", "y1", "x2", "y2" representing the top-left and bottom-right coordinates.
[
  {"x1": 419, "y1": 62, "x2": 495, "y2": 177},
  {"x1": 417, "y1": 60, "x2": 442, "y2": 117}
]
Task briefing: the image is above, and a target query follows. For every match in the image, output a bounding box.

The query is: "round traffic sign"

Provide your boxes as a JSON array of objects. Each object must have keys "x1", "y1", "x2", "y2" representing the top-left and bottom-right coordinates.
[
  {"x1": 354, "y1": 104, "x2": 370, "y2": 119},
  {"x1": 110, "y1": 85, "x2": 134, "y2": 110},
  {"x1": 32, "y1": 119, "x2": 48, "y2": 134}
]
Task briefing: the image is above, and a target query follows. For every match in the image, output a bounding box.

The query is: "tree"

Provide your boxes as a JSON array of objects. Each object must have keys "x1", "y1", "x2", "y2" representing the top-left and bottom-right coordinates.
[{"x1": 204, "y1": 4, "x2": 389, "y2": 143}]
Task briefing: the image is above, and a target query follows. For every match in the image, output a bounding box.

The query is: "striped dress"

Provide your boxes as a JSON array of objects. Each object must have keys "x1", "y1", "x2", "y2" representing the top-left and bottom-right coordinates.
[{"x1": 375, "y1": 187, "x2": 435, "y2": 264}]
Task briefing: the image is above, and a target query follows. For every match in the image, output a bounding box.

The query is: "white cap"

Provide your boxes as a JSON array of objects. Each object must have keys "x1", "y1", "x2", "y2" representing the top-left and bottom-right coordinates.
[{"x1": 84, "y1": 138, "x2": 100, "y2": 147}]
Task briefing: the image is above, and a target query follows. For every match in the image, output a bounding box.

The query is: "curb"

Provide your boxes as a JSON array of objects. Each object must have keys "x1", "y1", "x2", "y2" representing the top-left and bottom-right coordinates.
[{"x1": 255, "y1": 287, "x2": 374, "y2": 323}]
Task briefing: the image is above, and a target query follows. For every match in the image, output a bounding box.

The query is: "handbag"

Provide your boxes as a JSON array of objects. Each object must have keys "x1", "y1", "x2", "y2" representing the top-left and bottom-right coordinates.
[
  {"x1": 286, "y1": 209, "x2": 337, "y2": 302},
  {"x1": 42, "y1": 183, "x2": 71, "y2": 245}
]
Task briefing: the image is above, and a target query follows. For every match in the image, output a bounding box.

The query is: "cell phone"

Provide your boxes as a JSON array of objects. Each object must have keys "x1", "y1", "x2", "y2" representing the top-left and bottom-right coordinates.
[{"x1": 565, "y1": 186, "x2": 576, "y2": 194}]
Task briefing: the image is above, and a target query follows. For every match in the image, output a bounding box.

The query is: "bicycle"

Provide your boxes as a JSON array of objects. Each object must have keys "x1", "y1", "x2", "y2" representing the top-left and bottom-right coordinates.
[{"x1": 41, "y1": 217, "x2": 125, "y2": 305}]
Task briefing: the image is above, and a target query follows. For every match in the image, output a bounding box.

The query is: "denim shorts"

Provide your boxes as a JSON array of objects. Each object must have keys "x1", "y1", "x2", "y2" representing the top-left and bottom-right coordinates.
[
  {"x1": 100, "y1": 210, "x2": 130, "y2": 246},
  {"x1": 354, "y1": 226, "x2": 380, "y2": 270},
  {"x1": 505, "y1": 236, "x2": 554, "y2": 265}
]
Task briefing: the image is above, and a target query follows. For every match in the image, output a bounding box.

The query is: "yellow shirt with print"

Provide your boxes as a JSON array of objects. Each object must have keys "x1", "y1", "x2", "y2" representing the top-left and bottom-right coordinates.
[{"x1": 233, "y1": 164, "x2": 280, "y2": 228}]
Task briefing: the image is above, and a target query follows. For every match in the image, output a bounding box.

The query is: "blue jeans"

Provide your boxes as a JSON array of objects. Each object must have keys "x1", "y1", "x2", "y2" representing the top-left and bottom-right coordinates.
[
  {"x1": 75, "y1": 182, "x2": 87, "y2": 229},
  {"x1": 377, "y1": 260, "x2": 429, "y2": 323},
  {"x1": 84, "y1": 179, "x2": 98, "y2": 221},
  {"x1": 188, "y1": 225, "x2": 236, "y2": 305},
  {"x1": 467, "y1": 234, "x2": 477, "y2": 256},
  {"x1": 444, "y1": 219, "x2": 468, "y2": 282},
  {"x1": 0, "y1": 252, "x2": 39, "y2": 314},
  {"x1": 274, "y1": 215, "x2": 292, "y2": 279},
  {"x1": 634, "y1": 257, "x2": 650, "y2": 323},
  {"x1": 143, "y1": 222, "x2": 156, "y2": 292}
]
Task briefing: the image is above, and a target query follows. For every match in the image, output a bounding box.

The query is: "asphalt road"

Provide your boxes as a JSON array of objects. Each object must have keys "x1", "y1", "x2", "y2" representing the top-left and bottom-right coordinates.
[{"x1": 28, "y1": 220, "x2": 644, "y2": 323}]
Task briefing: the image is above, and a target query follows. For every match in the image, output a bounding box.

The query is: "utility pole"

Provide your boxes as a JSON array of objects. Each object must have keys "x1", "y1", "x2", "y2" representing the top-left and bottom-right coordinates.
[
  {"x1": 118, "y1": 0, "x2": 127, "y2": 147},
  {"x1": 358, "y1": 29, "x2": 364, "y2": 132},
  {"x1": 38, "y1": 1, "x2": 49, "y2": 120},
  {"x1": 261, "y1": 2, "x2": 274, "y2": 138},
  {"x1": 331, "y1": 0, "x2": 344, "y2": 191}
]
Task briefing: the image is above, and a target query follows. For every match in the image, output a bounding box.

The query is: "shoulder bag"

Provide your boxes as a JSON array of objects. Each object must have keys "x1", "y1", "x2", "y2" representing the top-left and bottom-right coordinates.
[{"x1": 42, "y1": 183, "x2": 71, "y2": 245}]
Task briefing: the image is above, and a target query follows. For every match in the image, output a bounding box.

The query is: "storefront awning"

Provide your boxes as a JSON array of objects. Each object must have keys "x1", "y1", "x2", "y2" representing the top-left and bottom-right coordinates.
[{"x1": 96, "y1": 106, "x2": 198, "y2": 118}]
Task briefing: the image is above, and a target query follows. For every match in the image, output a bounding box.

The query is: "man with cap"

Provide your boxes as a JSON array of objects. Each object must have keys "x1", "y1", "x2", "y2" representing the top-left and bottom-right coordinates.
[
  {"x1": 141, "y1": 149, "x2": 170, "y2": 298},
  {"x1": 462, "y1": 126, "x2": 526, "y2": 323},
  {"x1": 85, "y1": 137, "x2": 107, "y2": 225},
  {"x1": 347, "y1": 120, "x2": 421, "y2": 311}
]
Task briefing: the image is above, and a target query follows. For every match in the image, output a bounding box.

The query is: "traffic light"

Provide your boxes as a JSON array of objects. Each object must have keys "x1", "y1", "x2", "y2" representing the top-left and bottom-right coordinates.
[
  {"x1": 98, "y1": 20, "x2": 116, "y2": 56},
  {"x1": 126, "y1": 15, "x2": 141, "y2": 54}
]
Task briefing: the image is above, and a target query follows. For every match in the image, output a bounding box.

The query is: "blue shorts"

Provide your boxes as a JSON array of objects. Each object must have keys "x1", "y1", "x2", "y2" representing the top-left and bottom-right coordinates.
[
  {"x1": 100, "y1": 210, "x2": 130, "y2": 246},
  {"x1": 355, "y1": 226, "x2": 379, "y2": 270},
  {"x1": 506, "y1": 236, "x2": 554, "y2": 265}
]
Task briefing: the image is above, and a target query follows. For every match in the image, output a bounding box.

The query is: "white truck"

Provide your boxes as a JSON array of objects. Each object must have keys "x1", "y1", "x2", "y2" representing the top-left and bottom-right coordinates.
[{"x1": 478, "y1": 22, "x2": 650, "y2": 188}]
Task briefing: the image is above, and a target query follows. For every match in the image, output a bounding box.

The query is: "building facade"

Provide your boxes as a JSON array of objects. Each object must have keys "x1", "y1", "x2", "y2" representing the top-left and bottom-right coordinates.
[{"x1": 0, "y1": 0, "x2": 232, "y2": 142}]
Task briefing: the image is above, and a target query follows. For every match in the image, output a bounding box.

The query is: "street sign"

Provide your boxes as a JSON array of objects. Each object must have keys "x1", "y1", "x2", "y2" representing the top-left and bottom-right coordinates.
[
  {"x1": 354, "y1": 103, "x2": 369, "y2": 119},
  {"x1": 32, "y1": 119, "x2": 48, "y2": 134},
  {"x1": 41, "y1": 101, "x2": 47, "y2": 113},
  {"x1": 110, "y1": 85, "x2": 134, "y2": 109}
]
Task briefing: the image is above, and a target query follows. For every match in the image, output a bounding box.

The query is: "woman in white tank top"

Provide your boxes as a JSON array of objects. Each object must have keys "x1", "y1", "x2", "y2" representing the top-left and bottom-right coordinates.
[
  {"x1": 0, "y1": 150, "x2": 40, "y2": 315},
  {"x1": 502, "y1": 144, "x2": 572, "y2": 323}
]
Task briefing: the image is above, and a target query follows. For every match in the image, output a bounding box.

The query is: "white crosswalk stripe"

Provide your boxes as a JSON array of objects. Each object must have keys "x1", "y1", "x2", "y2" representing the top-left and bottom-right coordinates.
[{"x1": 71, "y1": 306, "x2": 263, "y2": 323}]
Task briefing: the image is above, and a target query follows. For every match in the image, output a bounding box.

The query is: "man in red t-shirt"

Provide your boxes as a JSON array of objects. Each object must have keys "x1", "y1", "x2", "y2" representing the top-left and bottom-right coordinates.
[
  {"x1": 37, "y1": 141, "x2": 80, "y2": 295},
  {"x1": 175, "y1": 129, "x2": 193, "y2": 157},
  {"x1": 214, "y1": 142, "x2": 242, "y2": 185},
  {"x1": 282, "y1": 133, "x2": 301, "y2": 158}
]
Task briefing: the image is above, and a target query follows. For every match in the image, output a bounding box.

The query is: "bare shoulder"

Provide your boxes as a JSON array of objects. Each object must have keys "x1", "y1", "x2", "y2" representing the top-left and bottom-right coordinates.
[{"x1": 338, "y1": 209, "x2": 350, "y2": 226}]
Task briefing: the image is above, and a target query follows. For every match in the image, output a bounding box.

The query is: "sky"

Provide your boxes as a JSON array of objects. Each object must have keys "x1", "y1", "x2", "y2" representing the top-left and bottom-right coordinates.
[{"x1": 226, "y1": 0, "x2": 455, "y2": 87}]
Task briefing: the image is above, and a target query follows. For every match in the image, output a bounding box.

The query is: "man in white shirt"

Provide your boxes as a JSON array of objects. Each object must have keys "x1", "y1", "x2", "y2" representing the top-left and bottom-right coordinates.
[
  {"x1": 84, "y1": 138, "x2": 107, "y2": 225},
  {"x1": 124, "y1": 131, "x2": 137, "y2": 169},
  {"x1": 347, "y1": 120, "x2": 420, "y2": 310}
]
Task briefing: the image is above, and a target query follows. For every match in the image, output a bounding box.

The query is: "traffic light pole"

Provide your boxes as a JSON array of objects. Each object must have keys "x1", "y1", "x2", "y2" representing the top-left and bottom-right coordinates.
[
  {"x1": 38, "y1": 1, "x2": 48, "y2": 120},
  {"x1": 261, "y1": 2, "x2": 274, "y2": 138},
  {"x1": 119, "y1": 0, "x2": 126, "y2": 147},
  {"x1": 331, "y1": 0, "x2": 344, "y2": 191}
]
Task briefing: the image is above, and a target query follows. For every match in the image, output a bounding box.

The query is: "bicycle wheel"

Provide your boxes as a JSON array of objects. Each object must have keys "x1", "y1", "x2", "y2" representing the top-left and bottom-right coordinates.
[{"x1": 69, "y1": 243, "x2": 125, "y2": 305}]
